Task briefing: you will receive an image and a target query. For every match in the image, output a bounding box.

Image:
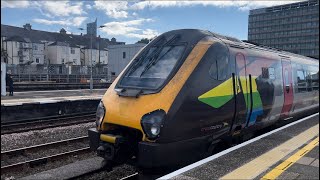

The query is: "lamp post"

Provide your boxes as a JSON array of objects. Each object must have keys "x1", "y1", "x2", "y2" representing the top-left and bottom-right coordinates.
[
  {"x1": 88, "y1": 33, "x2": 93, "y2": 91},
  {"x1": 78, "y1": 25, "x2": 106, "y2": 92}
]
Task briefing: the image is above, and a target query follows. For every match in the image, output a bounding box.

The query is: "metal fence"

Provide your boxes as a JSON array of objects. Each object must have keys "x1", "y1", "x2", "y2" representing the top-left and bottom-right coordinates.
[{"x1": 6, "y1": 64, "x2": 114, "y2": 83}]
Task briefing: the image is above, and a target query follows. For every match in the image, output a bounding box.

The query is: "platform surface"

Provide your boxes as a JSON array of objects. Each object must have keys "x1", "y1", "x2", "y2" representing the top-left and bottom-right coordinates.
[
  {"x1": 160, "y1": 113, "x2": 319, "y2": 180},
  {"x1": 1, "y1": 89, "x2": 106, "y2": 106}
]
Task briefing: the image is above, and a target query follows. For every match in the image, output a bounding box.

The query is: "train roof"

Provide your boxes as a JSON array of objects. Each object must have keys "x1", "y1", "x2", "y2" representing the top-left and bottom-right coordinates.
[{"x1": 205, "y1": 30, "x2": 318, "y2": 63}]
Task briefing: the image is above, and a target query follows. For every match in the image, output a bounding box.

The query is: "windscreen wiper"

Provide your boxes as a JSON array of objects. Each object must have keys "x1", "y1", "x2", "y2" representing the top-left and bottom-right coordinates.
[
  {"x1": 139, "y1": 35, "x2": 179, "y2": 77},
  {"x1": 127, "y1": 38, "x2": 165, "y2": 76}
]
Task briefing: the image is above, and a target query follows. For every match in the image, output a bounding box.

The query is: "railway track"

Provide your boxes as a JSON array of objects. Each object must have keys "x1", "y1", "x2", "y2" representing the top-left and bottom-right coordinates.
[
  {"x1": 1, "y1": 136, "x2": 90, "y2": 175},
  {"x1": 1, "y1": 112, "x2": 95, "y2": 134}
]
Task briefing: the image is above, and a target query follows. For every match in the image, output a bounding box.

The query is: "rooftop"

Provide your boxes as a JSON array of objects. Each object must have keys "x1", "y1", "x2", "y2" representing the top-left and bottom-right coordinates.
[
  {"x1": 250, "y1": 0, "x2": 319, "y2": 15},
  {"x1": 1, "y1": 24, "x2": 125, "y2": 49}
]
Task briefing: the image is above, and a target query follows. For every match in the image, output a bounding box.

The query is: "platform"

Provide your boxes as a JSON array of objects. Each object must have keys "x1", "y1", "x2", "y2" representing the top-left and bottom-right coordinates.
[
  {"x1": 159, "y1": 113, "x2": 319, "y2": 180},
  {"x1": 1, "y1": 89, "x2": 105, "y2": 106},
  {"x1": 1, "y1": 89, "x2": 106, "y2": 122}
]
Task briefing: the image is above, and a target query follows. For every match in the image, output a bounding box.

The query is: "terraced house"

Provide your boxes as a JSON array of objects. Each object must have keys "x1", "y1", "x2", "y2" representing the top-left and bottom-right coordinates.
[{"x1": 1, "y1": 23, "x2": 124, "y2": 66}]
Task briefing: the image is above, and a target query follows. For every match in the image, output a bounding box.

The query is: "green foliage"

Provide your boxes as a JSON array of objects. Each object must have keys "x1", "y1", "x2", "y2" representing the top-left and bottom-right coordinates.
[{"x1": 135, "y1": 38, "x2": 150, "y2": 44}]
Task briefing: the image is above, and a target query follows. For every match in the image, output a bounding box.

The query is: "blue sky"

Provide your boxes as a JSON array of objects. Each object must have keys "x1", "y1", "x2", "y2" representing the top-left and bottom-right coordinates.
[{"x1": 1, "y1": 1, "x2": 299, "y2": 44}]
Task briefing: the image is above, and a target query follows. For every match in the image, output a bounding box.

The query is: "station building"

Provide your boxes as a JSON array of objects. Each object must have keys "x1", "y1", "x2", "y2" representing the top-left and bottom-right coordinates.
[{"x1": 248, "y1": 0, "x2": 319, "y2": 59}]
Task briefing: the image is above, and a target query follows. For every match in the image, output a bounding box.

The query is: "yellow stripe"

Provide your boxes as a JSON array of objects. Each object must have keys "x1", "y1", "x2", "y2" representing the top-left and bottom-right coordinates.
[
  {"x1": 261, "y1": 136, "x2": 319, "y2": 180},
  {"x1": 100, "y1": 134, "x2": 116, "y2": 144},
  {"x1": 199, "y1": 78, "x2": 234, "y2": 98},
  {"x1": 220, "y1": 124, "x2": 319, "y2": 180}
]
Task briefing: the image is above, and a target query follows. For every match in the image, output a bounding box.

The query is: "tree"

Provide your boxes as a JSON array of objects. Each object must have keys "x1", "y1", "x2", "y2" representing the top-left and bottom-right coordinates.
[{"x1": 135, "y1": 38, "x2": 150, "y2": 44}]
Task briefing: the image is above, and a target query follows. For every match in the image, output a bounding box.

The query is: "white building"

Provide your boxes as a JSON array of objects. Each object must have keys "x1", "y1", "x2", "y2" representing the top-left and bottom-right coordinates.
[
  {"x1": 108, "y1": 43, "x2": 146, "y2": 76},
  {"x1": 1, "y1": 24, "x2": 125, "y2": 66},
  {"x1": 81, "y1": 47, "x2": 108, "y2": 66},
  {"x1": 47, "y1": 42, "x2": 81, "y2": 65},
  {"x1": 3, "y1": 36, "x2": 45, "y2": 65}
]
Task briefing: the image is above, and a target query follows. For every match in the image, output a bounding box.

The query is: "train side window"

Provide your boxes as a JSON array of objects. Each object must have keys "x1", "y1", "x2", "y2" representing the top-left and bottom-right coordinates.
[
  {"x1": 209, "y1": 54, "x2": 228, "y2": 81},
  {"x1": 311, "y1": 71, "x2": 319, "y2": 91},
  {"x1": 306, "y1": 70, "x2": 313, "y2": 92},
  {"x1": 209, "y1": 60, "x2": 218, "y2": 80},
  {"x1": 218, "y1": 55, "x2": 228, "y2": 80},
  {"x1": 297, "y1": 69, "x2": 307, "y2": 92}
]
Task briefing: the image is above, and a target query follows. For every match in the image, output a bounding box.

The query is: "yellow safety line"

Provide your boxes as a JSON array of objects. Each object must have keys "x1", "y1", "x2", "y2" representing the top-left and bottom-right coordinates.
[
  {"x1": 220, "y1": 124, "x2": 319, "y2": 180},
  {"x1": 261, "y1": 136, "x2": 319, "y2": 180}
]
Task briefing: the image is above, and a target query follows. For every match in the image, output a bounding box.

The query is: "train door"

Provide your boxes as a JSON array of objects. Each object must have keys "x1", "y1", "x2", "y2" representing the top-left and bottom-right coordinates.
[
  {"x1": 281, "y1": 58, "x2": 293, "y2": 118},
  {"x1": 231, "y1": 53, "x2": 250, "y2": 133}
]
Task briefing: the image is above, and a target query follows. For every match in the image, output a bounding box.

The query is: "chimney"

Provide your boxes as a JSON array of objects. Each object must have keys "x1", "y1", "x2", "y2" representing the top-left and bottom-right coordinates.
[
  {"x1": 23, "y1": 23, "x2": 32, "y2": 30},
  {"x1": 80, "y1": 33, "x2": 82, "y2": 36},
  {"x1": 60, "y1": 28, "x2": 67, "y2": 34}
]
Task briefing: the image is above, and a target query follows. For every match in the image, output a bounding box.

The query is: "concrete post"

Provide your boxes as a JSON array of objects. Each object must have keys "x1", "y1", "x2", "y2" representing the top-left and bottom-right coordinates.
[{"x1": 1, "y1": 62, "x2": 6, "y2": 96}]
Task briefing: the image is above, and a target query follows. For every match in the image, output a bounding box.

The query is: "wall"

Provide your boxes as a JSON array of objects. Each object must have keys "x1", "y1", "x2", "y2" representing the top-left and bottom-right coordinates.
[
  {"x1": 31, "y1": 43, "x2": 45, "y2": 64},
  {"x1": 47, "y1": 46, "x2": 58, "y2": 64},
  {"x1": 69, "y1": 47, "x2": 81, "y2": 65}
]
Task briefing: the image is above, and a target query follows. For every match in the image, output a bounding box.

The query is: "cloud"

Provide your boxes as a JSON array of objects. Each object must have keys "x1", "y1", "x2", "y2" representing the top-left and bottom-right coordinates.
[
  {"x1": 100, "y1": 19, "x2": 159, "y2": 39},
  {"x1": 93, "y1": 1, "x2": 128, "y2": 19},
  {"x1": 1, "y1": 0, "x2": 30, "y2": 8},
  {"x1": 33, "y1": 1, "x2": 86, "y2": 17},
  {"x1": 33, "y1": 17, "x2": 87, "y2": 27},
  {"x1": 131, "y1": 1, "x2": 300, "y2": 11},
  {"x1": 86, "y1": 4, "x2": 92, "y2": 9}
]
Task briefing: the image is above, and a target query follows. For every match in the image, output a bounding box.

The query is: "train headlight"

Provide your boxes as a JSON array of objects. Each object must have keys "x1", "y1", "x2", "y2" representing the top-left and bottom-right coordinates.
[
  {"x1": 141, "y1": 110, "x2": 166, "y2": 139},
  {"x1": 96, "y1": 101, "x2": 105, "y2": 130}
]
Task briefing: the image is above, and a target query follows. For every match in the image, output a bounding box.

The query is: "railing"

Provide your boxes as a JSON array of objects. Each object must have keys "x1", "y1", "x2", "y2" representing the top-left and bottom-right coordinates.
[{"x1": 11, "y1": 74, "x2": 114, "y2": 83}]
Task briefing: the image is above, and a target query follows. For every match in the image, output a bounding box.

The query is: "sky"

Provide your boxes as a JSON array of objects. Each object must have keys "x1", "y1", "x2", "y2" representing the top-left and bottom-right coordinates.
[{"x1": 1, "y1": 0, "x2": 300, "y2": 44}]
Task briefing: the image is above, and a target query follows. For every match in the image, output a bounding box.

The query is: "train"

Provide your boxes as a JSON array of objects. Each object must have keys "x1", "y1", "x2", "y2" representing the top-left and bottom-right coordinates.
[{"x1": 88, "y1": 29, "x2": 319, "y2": 170}]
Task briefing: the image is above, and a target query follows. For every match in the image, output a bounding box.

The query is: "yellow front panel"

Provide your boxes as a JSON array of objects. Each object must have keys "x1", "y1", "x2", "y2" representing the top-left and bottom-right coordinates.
[{"x1": 101, "y1": 38, "x2": 215, "y2": 139}]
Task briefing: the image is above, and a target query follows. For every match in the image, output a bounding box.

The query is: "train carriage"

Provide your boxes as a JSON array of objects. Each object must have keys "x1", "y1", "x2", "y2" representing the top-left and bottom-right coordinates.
[{"x1": 88, "y1": 29, "x2": 319, "y2": 170}]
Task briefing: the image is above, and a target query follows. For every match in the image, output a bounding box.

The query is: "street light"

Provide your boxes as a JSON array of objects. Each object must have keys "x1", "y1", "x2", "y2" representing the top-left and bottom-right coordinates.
[{"x1": 78, "y1": 25, "x2": 106, "y2": 92}]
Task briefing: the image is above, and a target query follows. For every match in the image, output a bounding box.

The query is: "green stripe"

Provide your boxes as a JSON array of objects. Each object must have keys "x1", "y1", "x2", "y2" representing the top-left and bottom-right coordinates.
[{"x1": 198, "y1": 95, "x2": 233, "y2": 108}]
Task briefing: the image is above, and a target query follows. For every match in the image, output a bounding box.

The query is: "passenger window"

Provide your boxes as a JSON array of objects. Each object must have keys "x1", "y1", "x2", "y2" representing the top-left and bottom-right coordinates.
[
  {"x1": 306, "y1": 70, "x2": 313, "y2": 92},
  {"x1": 311, "y1": 71, "x2": 319, "y2": 91},
  {"x1": 209, "y1": 54, "x2": 228, "y2": 81},
  {"x1": 297, "y1": 70, "x2": 307, "y2": 92}
]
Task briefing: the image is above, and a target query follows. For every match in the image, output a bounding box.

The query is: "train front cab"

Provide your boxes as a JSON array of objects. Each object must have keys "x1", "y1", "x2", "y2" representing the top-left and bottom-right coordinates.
[{"x1": 88, "y1": 30, "x2": 223, "y2": 169}]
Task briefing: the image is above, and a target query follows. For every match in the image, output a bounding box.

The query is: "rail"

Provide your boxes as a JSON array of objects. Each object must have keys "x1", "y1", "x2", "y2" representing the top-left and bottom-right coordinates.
[
  {"x1": 1, "y1": 136, "x2": 91, "y2": 175},
  {"x1": 1, "y1": 112, "x2": 95, "y2": 135}
]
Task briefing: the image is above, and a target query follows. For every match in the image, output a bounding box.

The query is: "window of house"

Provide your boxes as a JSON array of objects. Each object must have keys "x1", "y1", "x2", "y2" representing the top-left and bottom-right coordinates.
[
  {"x1": 34, "y1": 45, "x2": 38, "y2": 50},
  {"x1": 73, "y1": 59, "x2": 77, "y2": 64},
  {"x1": 123, "y1": 52, "x2": 126, "y2": 59},
  {"x1": 36, "y1": 58, "x2": 39, "y2": 63},
  {"x1": 62, "y1": 58, "x2": 65, "y2": 64},
  {"x1": 71, "y1": 48, "x2": 75, "y2": 54}
]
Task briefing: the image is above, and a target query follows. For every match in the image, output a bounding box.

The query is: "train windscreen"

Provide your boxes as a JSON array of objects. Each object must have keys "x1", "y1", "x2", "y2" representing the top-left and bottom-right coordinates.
[{"x1": 119, "y1": 37, "x2": 185, "y2": 89}]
